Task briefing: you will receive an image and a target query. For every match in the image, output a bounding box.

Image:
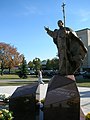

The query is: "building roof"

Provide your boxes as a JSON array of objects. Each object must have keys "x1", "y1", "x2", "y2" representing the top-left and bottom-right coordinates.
[{"x1": 76, "y1": 28, "x2": 90, "y2": 32}]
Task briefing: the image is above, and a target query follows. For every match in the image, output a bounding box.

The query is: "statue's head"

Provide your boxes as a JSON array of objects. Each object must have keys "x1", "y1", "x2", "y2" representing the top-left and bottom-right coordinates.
[{"x1": 57, "y1": 20, "x2": 63, "y2": 27}]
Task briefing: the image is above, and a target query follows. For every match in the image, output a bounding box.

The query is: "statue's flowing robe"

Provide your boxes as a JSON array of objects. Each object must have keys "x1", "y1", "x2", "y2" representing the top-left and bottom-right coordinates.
[{"x1": 47, "y1": 27, "x2": 87, "y2": 75}]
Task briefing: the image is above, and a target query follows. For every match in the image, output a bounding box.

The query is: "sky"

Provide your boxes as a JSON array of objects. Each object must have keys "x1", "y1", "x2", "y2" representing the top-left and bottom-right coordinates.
[{"x1": 0, "y1": 0, "x2": 90, "y2": 63}]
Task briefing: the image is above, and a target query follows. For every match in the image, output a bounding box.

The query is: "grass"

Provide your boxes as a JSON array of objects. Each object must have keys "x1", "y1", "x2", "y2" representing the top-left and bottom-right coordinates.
[
  {"x1": 77, "y1": 82, "x2": 90, "y2": 87},
  {"x1": 0, "y1": 74, "x2": 49, "y2": 86},
  {"x1": 0, "y1": 74, "x2": 39, "y2": 79},
  {"x1": 0, "y1": 74, "x2": 20, "y2": 79},
  {"x1": 0, "y1": 74, "x2": 90, "y2": 87},
  {"x1": 0, "y1": 82, "x2": 37, "y2": 86},
  {"x1": 76, "y1": 76, "x2": 90, "y2": 87},
  {"x1": 0, "y1": 74, "x2": 38, "y2": 86}
]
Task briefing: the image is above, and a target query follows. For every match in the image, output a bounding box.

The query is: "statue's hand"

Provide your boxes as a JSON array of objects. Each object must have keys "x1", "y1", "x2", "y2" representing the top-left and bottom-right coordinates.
[{"x1": 44, "y1": 26, "x2": 49, "y2": 31}]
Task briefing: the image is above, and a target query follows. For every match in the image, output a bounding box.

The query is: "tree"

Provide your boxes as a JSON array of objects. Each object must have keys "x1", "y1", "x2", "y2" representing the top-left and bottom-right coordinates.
[
  {"x1": 33, "y1": 57, "x2": 41, "y2": 75},
  {"x1": 18, "y1": 56, "x2": 28, "y2": 79},
  {"x1": 0, "y1": 42, "x2": 23, "y2": 75},
  {"x1": 51, "y1": 58, "x2": 59, "y2": 70},
  {"x1": 28, "y1": 61, "x2": 34, "y2": 70},
  {"x1": 41, "y1": 60, "x2": 47, "y2": 70},
  {"x1": 46, "y1": 59, "x2": 52, "y2": 70}
]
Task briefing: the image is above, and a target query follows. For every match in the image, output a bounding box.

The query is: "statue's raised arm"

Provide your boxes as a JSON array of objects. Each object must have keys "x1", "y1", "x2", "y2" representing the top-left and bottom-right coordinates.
[
  {"x1": 44, "y1": 26, "x2": 49, "y2": 32},
  {"x1": 44, "y1": 26, "x2": 58, "y2": 39}
]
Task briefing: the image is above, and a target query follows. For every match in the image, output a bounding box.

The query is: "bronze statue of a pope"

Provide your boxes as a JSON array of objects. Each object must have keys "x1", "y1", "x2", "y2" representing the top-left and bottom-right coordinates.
[{"x1": 44, "y1": 20, "x2": 87, "y2": 75}]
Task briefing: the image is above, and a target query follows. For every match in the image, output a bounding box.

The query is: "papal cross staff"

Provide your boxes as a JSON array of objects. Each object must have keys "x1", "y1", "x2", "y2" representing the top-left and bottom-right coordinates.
[{"x1": 61, "y1": 3, "x2": 68, "y2": 75}]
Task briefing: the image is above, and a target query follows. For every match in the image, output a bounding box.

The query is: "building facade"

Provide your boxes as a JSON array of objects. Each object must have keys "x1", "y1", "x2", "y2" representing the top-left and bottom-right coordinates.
[{"x1": 76, "y1": 28, "x2": 90, "y2": 71}]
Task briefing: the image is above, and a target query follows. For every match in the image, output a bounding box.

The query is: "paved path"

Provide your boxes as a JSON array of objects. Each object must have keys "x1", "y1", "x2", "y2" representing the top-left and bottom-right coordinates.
[
  {"x1": 0, "y1": 85, "x2": 90, "y2": 115},
  {"x1": 78, "y1": 87, "x2": 90, "y2": 115}
]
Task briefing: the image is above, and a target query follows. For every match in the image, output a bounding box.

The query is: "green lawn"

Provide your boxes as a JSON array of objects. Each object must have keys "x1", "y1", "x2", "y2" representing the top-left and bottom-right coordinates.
[
  {"x1": 76, "y1": 77, "x2": 90, "y2": 87},
  {"x1": 77, "y1": 82, "x2": 90, "y2": 87},
  {"x1": 0, "y1": 74, "x2": 38, "y2": 79},
  {"x1": 0, "y1": 74, "x2": 39, "y2": 86},
  {"x1": 0, "y1": 74, "x2": 20, "y2": 79},
  {"x1": 0, "y1": 74, "x2": 90, "y2": 87}
]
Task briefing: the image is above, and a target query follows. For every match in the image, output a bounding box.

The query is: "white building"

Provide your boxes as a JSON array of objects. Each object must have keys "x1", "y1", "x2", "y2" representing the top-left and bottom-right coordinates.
[{"x1": 76, "y1": 28, "x2": 90, "y2": 70}]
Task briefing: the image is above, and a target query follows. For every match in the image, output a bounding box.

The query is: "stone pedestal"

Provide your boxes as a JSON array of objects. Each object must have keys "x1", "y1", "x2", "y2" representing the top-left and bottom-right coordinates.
[
  {"x1": 44, "y1": 75, "x2": 80, "y2": 120},
  {"x1": 9, "y1": 83, "x2": 38, "y2": 120},
  {"x1": 9, "y1": 75, "x2": 84, "y2": 120}
]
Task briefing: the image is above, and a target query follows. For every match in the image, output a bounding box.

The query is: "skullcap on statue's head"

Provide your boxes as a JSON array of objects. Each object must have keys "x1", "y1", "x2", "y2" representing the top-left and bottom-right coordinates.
[{"x1": 57, "y1": 20, "x2": 63, "y2": 25}]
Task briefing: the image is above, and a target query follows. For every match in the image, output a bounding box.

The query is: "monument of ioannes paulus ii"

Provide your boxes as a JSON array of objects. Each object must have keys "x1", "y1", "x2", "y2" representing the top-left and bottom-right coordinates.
[
  {"x1": 9, "y1": 3, "x2": 87, "y2": 120},
  {"x1": 44, "y1": 3, "x2": 87, "y2": 120}
]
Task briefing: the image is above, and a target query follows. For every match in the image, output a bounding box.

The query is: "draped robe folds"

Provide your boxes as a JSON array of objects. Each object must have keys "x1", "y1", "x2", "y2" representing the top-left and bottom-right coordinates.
[{"x1": 46, "y1": 27, "x2": 87, "y2": 75}]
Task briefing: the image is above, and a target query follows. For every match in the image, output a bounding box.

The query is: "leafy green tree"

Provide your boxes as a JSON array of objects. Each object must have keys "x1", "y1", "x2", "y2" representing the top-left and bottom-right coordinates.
[
  {"x1": 51, "y1": 58, "x2": 59, "y2": 70},
  {"x1": 33, "y1": 58, "x2": 41, "y2": 70},
  {"x1": 18, "y1": 56, "x2": 28, "y2": 79},
  {"x1": 41, "y1": 60, "x2": 47, "y2": 70},
  {"x1": 33, "y1": 57, "x2": 41, "y2": 75},
  {"x1": 28, "y1": 61, "x2": 34, "y2": 70},
  {"x1": 46, "y1": 59, "x2": 52, "y2": 70}
]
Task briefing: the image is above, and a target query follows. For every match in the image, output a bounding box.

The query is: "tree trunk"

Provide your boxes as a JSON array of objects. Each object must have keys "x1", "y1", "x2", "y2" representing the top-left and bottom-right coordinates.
[
  {"x1": 9, "y1": 67, "x2": 11, "y2": 74},
  {"x1": 1, "y1": 68, "x2": 4, "y2": 76}
]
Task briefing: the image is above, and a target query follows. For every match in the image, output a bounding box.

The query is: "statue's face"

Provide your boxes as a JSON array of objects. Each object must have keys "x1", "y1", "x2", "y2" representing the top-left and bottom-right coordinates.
[{"x1": 58, "y1": 21, "x2": 63, "y2": 27}]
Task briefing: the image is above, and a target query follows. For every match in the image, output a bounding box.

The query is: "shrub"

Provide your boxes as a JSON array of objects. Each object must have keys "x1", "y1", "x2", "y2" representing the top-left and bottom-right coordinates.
[
  {"x1": 85, "y1": 112, "x2": 90, "y2": 120},
  {"x1": 0, "y1": 93, "x2": 10, "y2": 103},
  {"x1": 0, "y1": 109, "x2": 13, "y2": 120}
]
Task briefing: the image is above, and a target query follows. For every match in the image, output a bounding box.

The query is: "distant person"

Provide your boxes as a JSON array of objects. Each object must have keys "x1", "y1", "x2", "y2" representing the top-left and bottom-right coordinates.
[{"x1": 38, "y1": 69, "x2": 44, "y2": 84}]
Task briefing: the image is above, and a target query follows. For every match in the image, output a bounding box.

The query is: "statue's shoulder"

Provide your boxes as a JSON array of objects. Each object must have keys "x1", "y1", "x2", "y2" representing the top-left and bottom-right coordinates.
[
  {"x1": 65, "y1": 27, "x2": 73, "y2": 32},
  {"x1": 54, "y1": 29, "x2": 58, "y2": 32}
]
